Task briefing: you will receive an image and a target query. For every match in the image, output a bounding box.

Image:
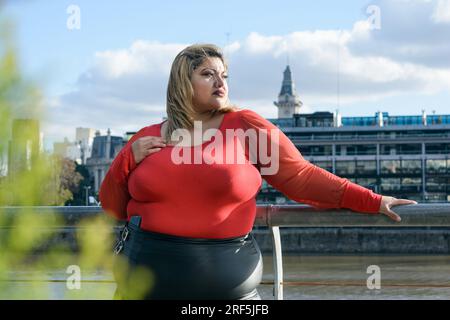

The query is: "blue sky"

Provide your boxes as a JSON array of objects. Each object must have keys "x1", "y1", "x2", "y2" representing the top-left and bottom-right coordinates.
[
  {"x1": 5, "y1": 0, "x2": 370, "y2": 94},
  {"x1": 3, "y1": 0, "x2": 450, "y2": 148}
]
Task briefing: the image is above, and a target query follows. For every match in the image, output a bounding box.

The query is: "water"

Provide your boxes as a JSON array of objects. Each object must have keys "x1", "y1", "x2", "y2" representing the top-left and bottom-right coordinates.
[
  {"x1": 2, "y1": 255, "x2": 449, "y2": 299},
  {"x1": 259, "y1": 255, "x2": 450, "y2": 300}
]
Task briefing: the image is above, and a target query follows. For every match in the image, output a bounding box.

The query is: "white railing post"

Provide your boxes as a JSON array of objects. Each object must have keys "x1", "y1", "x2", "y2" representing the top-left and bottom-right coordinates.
[{"x1": 271, "y1": 225, "x2": 283, "y2": 300}]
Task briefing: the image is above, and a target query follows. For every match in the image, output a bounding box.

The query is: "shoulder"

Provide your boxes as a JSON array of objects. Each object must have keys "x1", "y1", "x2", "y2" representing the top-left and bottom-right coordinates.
[
  {"x1": 231, "y1": 108, "x2": 259, "y2": 117},
  {"x1": 226, "y1": 108, "x2": 262, "y2": 122},
  {"x1": 230, "y1": 108, "x2": 276, "y2": 129},
  {"x1": 128, "y1": 122, "x2": 162, "y2": 143}
]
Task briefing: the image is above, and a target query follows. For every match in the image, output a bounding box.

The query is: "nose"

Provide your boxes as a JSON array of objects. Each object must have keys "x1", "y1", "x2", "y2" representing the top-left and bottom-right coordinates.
[{"x1": 214, "y1": 74, "x2": 225, "y2": 88}]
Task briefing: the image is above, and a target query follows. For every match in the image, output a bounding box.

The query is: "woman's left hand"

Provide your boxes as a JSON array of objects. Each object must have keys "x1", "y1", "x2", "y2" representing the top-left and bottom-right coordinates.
[{"x1": 379, "y1": 196, "x2": 418, "y2": 222}]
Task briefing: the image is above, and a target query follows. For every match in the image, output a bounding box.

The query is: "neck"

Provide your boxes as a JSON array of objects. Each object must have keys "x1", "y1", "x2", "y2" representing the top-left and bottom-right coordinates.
[{"x1": 192, "y1": 109, "x2": 216, "y2": 122}]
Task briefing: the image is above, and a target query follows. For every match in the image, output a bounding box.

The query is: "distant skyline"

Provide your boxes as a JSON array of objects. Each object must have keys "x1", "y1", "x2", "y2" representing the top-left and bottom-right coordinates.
[{"x1": 4, "y1": 0, "x2": 450, "y2": 151}]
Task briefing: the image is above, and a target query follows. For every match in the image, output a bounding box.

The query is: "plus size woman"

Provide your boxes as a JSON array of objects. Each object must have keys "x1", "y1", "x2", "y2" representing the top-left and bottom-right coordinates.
[{"x1": 99, "y1": 43, "x2": 417, "y2": 300}]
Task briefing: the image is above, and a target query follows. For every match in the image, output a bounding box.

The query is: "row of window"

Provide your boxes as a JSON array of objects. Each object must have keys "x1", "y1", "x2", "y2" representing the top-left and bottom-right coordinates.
[
  {"x1": 297, "y1": 144, "x2": 450, "y2": 156},
  {"x1": 278, "y1": 115, "x2": 450, "y2": 128},
  {"x1": 341, "y1": 116, "x2": 450, "y2": 126},
  {"x1": 321, "y1": 177, "x2": 449, "y2": 189},
  {"x1": 309, "y1": 159, "x2": 450, "y2": 175},
  {"x1": 257, "y1": 191, "x2": 447, "y2": 204},
  {"x1": 260, "y1": 176, "x2": 450, "y2": 192},
  {"x1": 290, "y1": 131, "x2": 450, "y2": 141}
]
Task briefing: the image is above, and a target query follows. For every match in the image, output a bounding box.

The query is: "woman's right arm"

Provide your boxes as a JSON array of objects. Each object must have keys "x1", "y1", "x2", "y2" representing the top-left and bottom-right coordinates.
[{"x1": 99, "y1": 127, "x2": 166, "y2": 220}]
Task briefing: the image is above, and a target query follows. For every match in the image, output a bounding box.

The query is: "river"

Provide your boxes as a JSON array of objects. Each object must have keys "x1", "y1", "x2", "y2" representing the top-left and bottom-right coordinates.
[{"x1": 2, "y1": 255, "x2": 449, "y2": 299}]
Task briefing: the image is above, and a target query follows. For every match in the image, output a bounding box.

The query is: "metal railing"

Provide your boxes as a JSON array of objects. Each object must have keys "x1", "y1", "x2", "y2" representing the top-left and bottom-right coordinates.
[
  {"x1": 254, "y1": 203, "x2": 450, "y2": 299},
  {"x1": 2, "y1": 203, "x2": 450, "y2": 300}
]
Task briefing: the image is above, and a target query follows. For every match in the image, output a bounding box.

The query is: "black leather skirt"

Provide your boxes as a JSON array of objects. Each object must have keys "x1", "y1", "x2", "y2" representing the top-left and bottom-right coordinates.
[{"x1": 112, "y1": 216, "x2": 263, "y2": 300}]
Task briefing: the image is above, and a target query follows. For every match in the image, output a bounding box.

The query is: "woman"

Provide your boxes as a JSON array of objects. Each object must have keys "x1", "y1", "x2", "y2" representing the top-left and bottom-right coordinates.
[{"x1": 99, "y1": 43, "x2": 417, "y2": 300}]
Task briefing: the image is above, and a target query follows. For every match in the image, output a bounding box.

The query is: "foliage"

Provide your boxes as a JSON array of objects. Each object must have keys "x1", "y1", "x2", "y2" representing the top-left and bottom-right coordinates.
[{"x1": 0, "y1": 15, "x2": 153, "y2": 299}]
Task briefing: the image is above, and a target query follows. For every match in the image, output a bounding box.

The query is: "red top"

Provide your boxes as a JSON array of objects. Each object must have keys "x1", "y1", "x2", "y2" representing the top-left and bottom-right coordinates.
[{"x1": 99, "y1": 109, "x2": 382, "y2": 238}]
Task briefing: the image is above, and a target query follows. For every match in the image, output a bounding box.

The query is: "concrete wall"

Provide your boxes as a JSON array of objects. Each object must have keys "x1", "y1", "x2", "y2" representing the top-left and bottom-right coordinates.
[
  {"x1": 251, "y1": 227, "x2": 450, "y2": 254},
  {"x1": 7, "y1": 226, "x2": 449, "y2": 255}
]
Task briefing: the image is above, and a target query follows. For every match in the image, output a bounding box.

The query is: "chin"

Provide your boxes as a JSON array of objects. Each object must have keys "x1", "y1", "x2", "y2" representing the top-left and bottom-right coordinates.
[{"x1": 208, "y1": 103, "x2": 224, "y2": 110}]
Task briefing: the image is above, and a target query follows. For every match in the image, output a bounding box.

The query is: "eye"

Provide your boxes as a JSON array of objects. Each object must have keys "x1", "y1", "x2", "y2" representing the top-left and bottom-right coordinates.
[{"x1": 203, "y1": 72, "x2": 228, "y2": 79}]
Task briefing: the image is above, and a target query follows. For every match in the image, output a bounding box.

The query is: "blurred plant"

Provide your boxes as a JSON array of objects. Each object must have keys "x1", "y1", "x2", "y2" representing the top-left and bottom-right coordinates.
[{"x1": 0, "y1": 14, "x2": 153, "y2": 299}]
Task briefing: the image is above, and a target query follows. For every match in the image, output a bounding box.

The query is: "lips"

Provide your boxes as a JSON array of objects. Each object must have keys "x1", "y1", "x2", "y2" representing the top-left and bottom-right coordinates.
[{"x1": 213, "y1": 90, "x2": 225, "y2": 97}]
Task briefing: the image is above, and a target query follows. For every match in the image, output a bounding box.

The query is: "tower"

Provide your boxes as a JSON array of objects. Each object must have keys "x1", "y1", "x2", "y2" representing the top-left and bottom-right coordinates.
[
  {"x1": 274, "y1": 65, "x2": 303, "y2": 118},
  {"x1": 8, "y1": 119, "x2": 40, "y2": 176},
  {"x1": 76, "y1": 127, "x2": 95, "y2": 165}
]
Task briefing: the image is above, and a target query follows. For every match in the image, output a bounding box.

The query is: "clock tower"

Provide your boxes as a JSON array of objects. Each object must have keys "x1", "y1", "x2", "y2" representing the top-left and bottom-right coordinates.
[{"x1": 274, "y1": 65, "x2": 303, "y2": 118}]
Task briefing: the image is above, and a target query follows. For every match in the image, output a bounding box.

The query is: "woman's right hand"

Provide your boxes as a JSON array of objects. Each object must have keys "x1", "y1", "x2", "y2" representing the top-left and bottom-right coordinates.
[
  {"x1": 131, "y1": 136, "x2": 167, "y2": 164},
  {"x1": 378, "y1": 195, "x2": 418, "y2": 222}
]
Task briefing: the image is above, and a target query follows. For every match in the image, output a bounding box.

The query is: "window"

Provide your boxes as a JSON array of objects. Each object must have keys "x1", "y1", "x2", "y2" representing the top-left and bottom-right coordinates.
[
  {"x1": 298, "y1": 145, "x2": 332, "y2": 156},
  {"x1": 356, "y1": 178, "x2": 377, "y2": 191},
  {"x1": 312, "y1": 161, "x2": 333, "y2": 172},
  {"x1": 426, "y1": 143, "x2": 450, "y2": 155},
  {"x1": 336, "y1": 144, "x2": 376, "y2": 156},
  {"x1": 426, "y1": 160, "x2": 446, "y2": 174},
  {"x1": 380, "y1": 144, "x2": 421, "y2": 155},
  {"x1": 380, "y1": 178, "x2": 401, "y2": 192},
  {"x1": 336, "y1": 161, "x2": 355, "y2": 175},
  {"x1": 401, "y1": 177, "x2": 422, "y2": 192},
  {"x1": 355, "y1": 160, "x2": 376, "y2": 175},
  {"x1": 426, "y1": 177, "x2": 446, "y2": 192},
  {"x1": 401, "y1": 160, "x2": 422, "y2": 174},
  {"x1": 381, "y1": 160, "x2": 401, "y2": 174}
]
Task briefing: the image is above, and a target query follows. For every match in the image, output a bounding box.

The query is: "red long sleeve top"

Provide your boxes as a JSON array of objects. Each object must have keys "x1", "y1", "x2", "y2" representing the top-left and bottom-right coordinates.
[{"x1": 99, "y1": 109, "x2": 382, "y2": 238}]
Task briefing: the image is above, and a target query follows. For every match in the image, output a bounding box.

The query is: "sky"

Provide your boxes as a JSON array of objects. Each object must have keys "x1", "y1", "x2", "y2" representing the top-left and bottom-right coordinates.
[{"x1": 3, "y1": 0, "x2": 450, "y2": 151}]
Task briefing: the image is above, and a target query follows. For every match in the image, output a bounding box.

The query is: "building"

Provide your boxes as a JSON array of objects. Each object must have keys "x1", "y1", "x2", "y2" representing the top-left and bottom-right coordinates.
[
  {"x1": 53, "y1": 137, "x2": 81, "y2": 163},
  {"x1": 273, "y1": 66, "x2": 303, "y2": 118},
  {"x1": 258, "y1": 66, "x2": 450, "y2": 204},
  {"x1": 93, "y1": 66, "x2": 449, "y2": 204},
  {"x1": 52, "y1": 127, "x2": 96, "y2": 164},
  {"x1": 86, "y1": 129, "x2": 124, "y2": 193},
  {"x1": 76, "y1": 127, "x2": 95, "y2": 164},
  {"x1": 7, "y1": 119, "x2": 41, "y2": 178}
]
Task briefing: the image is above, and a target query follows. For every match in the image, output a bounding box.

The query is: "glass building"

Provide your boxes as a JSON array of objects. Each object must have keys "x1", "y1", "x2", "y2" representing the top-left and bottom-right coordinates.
[{"x1": 257, "y1": 66, "x2": 450, "y2": 204}]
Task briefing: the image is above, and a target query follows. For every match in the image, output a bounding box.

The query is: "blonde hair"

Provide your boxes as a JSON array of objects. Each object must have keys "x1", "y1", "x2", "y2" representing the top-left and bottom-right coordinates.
[{"x1": 164, "y1": 43, "x2": 240, "y2": 142}]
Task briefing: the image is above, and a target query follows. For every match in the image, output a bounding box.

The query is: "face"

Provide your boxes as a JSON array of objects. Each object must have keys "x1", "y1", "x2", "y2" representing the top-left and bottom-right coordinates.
[{"x1": 191, "y1": 57, "x2": 229, "y2": 114}]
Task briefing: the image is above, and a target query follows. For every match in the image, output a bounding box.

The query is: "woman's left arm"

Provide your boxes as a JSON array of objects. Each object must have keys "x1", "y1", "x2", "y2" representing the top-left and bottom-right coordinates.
[
  {"x1": 239, "y1": 109, "x2": 417, "y2": 221},
  {"x1": 99, "y1": 127, "x2": 148, "y2": 220}
]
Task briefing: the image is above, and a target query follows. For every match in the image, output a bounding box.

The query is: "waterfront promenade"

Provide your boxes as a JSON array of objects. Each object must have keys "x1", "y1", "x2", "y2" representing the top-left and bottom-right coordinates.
[{"x1": 1, "y1": 204, "x2": 449, "y2": 299}]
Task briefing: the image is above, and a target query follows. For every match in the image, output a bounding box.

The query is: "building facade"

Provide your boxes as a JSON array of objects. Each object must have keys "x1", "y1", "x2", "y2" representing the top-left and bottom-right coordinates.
[
  {"x1": 7, "y1": 119, "x2": 41, "y2": 178},
  {"x1": 76, "y1": 127, "x2": 96, "y2": 165},
  {"x1": 258, "y1": 66, "x2": 450, "y2": 204},
  {"x1": 95, "y1": 66, "x2": 450, "y2": 204},
  {"x1": 86, "y1": 129, "x2": 124, "y2": 193},
  {"x1": 273, "y1": 66, "x2": 303, "y2": 118},
  {"x1": 53, "y1": 137, "x2": 82, "y2": 163}
]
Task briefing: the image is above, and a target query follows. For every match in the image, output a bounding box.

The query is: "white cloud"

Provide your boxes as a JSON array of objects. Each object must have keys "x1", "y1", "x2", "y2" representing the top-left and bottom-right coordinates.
[
  {"x1": 432, "y1": 0, "x2": 450, "y2": 23},
  {"x1": 348, "y1": 0, "x2": 450, "y2": 68},
  {"x1": 224, "y1": 41, "x2": 241, "y2": 55},
  {"x1": 44, "y1": 0, "x2": 450, "y2": 146},
  {"x1": 92, "y1": 41, "x2": 183, "y2": 79},
  {"x1": 244, "y1": 32, "x2": 283, "y2": 54}
]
